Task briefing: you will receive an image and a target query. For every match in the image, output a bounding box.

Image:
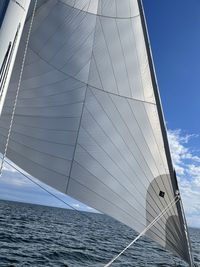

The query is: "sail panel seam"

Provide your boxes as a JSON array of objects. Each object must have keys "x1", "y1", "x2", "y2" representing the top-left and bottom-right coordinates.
[
  {"x1": 65, "y1": 0, "x2": 100, "y2": 194},
  {"x1": 26, "y1": 45, "x2": 156, "y2": 105},
  {"x1": 59, "y1": 0, "x2": 140, "y2": 19}
]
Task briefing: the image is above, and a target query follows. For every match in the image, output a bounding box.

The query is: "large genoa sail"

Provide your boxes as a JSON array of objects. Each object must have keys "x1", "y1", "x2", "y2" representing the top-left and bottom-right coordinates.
[{"x1": 0, "y1": 0, "x2": 194, "y2": 265}]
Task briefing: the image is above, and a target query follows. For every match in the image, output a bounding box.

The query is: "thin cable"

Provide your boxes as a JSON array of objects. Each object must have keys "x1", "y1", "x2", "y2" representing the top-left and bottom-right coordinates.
[
  {"x1": 104, "y1": 195, "x2": 180, "y2": 267},
  {"x1": 2, "y1": 158, "x2": 94, "y2": 222},
  {"x1": 0, "y1": 0, "x2": 38, "y2": 176}
]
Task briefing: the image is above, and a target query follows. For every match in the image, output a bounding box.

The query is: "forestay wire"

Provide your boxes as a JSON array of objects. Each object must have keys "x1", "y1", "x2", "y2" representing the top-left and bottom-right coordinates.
[
  {"x1": 0, "y1": 0, "x2": 38, "y2": 176},
  {"x1": 104, "y1": 195, "x2": 180, "y2": 267}
]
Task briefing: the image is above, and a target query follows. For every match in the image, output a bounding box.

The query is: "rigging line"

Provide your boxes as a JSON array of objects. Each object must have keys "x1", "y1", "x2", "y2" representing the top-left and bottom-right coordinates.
[
  {"x1": 0, "y1": 0, "x2": 38, "y2": 177},
  {"x1": 1, "y1": 158, "x2": 101, "y2": 249},
  {"x1": 104, "y1": 195, "x2": 180, "y2": 267}
]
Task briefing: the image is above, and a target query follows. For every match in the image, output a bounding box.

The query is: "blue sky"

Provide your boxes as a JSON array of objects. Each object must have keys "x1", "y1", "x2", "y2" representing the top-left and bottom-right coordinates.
[
  {"x1": 143, "y1": 0, "x2": 200, "y2": 139},
  {"x1": 143, "y1": 0, "x2": 200, "y2": 228},
  {"x1": 0, "y1": 1, "x2": 199, "y2": 228}
]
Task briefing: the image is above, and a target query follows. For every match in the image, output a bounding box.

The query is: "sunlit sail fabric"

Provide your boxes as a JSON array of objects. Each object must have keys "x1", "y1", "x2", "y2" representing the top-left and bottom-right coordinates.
[{"x1": 0, "y1": 0, "x2": 193, "y2": 265}]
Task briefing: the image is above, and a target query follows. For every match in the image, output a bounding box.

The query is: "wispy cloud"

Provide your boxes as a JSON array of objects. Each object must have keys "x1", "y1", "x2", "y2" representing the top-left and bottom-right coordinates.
[{"x1": 168, "y1": 129, "x2": 200, "y2": 228}]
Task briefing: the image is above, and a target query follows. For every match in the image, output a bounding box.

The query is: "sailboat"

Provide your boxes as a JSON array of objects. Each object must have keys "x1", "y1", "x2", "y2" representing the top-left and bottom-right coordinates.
[{"x1": 0, "y1": 0, "x2": 198, "y2": 266}]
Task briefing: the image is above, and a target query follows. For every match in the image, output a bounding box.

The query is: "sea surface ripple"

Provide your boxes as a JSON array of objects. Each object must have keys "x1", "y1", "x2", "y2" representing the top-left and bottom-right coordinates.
[{"x1": 0, "y1": 200, "x2": 199, "y2": 267}]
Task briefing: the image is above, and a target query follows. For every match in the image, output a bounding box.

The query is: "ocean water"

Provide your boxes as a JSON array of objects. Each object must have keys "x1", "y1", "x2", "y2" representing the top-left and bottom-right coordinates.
[{"x1": 0, "y1": 200, "x2": 199, "y2": 267}]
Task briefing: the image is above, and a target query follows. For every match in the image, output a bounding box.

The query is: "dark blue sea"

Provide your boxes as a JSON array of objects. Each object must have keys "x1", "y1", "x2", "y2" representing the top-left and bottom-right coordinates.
[{"x1": 0, "y1": 200, "x2": 199, "y2": 267}]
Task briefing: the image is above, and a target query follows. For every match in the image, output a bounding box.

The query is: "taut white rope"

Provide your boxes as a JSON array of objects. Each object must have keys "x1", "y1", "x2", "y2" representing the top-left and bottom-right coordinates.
[
  {"x1": 104, "y1": 195, "x2": 180, "y2": 267},
  {"x1": 0, "y1": 0, "x2": 38, "y2": 176}
]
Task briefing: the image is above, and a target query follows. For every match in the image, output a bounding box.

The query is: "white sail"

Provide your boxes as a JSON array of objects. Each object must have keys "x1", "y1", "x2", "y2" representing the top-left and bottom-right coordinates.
[{"x1": 0, "y1": 0, "x2": 194, "y2": 265}]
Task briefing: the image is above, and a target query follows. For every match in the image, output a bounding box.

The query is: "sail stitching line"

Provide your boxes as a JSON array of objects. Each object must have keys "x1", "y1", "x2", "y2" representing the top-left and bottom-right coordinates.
[
  {"x1": 7, "y1": 99, "x2": 86, "y2": 110},
  {"x1": 0, "y1": 125, "x2": 75, "y2": 147},
  {"x1": 35, "y1": 0, "x2": 95, "y2": 66},
  {"x1": 5, "y1": 84, "x2": 86, "y2": 100},
  {"x1": 0, "y1": 117, "x2": 77, "y2": 132},
  {"x1": 0, "y1": 134, "x2": 73, "y2": 163},
  {"x1": 104, "y1": 195, "x2": 181, "y2": 267},
  {"x1": 115, "y1": 18, "x2": 133, "y2": 98},
  {"x1": 59, "y1": 0, "x2": 140, "y2": 20},
  {"x1": 26, "y1": 45, "x2": 157, "y2": 106},
  {"x1": 13, "y1": 74, "x2": 84, "y2": 93},
  {"x1": 35, "y1": 1, "x2": 90, "y2": 58},
  {"x1": 0, "y1": 142, "x2": 70, "y2": 177},
  {"x1": 65, "y1": 0, "x2": 100, "y2": 194},
  {"x1": 98, "y1": 17, "x2": 120, "y2": 95},
  {"x1": 0, "y1": 0, "x2": 38, "y2": 176},
  {"x1": 51, "y1": 22, "x2": 95, "y2": 68}
]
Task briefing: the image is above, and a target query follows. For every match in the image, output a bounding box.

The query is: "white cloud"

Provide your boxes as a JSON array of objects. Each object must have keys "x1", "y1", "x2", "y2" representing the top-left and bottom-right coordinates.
[
  {"x1": 72, "y1": 203, "x2": 80, "y2": 208},
  {"x1": 168, "y1": 129, "x2": 200, "y2": 228}
]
